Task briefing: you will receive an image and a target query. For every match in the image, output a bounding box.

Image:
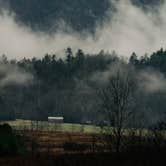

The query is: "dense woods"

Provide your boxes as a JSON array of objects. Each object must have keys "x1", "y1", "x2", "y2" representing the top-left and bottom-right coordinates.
[
  {"x1": 0, "y1": 48, "x2": 166, "y2": 129},
  {"x1": 0, "y1": 0, "x2": 162, "y2": 32}
]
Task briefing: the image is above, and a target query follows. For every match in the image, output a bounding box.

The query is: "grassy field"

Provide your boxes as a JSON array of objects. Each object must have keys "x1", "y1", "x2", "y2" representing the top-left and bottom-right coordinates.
[
  {"x1": 1, "y1": 119, "x2": 163, "y2": 137},
  {"x1": 0, "y1": 119, "x2": 102, "y2": 133}
]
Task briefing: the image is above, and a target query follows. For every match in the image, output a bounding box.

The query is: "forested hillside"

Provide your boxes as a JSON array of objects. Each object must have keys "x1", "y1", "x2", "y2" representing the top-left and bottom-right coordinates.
[
  {"x1": 0, "y1": 48, "x2": 166, "y2": 127},
  {"x1": 0, "y1": 0, "x2": 166, "y2": 128},
  {"x1": 0, "y1": 0, "x2": 109, "y2": 32},
  {"x1": 0, "y1": 0, "x2": 163, "y2": 32}
]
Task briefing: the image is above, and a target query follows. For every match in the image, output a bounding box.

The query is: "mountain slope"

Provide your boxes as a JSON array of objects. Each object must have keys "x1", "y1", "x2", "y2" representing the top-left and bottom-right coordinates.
[{"x1": 0, "y1": 0, "x2": 163, "y2": 32}]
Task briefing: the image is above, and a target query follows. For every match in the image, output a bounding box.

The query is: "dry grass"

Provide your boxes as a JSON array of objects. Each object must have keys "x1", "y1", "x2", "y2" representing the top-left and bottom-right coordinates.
[{"x1": 15, "y1": 130, "x2": 103, "y2": 155}]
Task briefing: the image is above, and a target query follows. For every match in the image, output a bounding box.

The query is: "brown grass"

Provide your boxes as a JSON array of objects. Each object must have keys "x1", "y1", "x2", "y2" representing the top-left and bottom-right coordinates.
[{"x1": 15, "y1": 130, "x2": 103, "y2": 155}]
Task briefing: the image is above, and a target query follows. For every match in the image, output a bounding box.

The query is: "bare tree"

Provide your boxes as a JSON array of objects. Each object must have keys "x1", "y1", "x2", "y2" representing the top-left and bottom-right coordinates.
[{"x1": 99, "y1": 66, "x2": 136, "y2": 152}]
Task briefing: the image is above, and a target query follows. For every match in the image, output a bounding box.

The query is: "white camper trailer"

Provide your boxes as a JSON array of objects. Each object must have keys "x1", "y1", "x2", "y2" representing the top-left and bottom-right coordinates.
[{"x1": 48, "y1": 117, "x2": 64, "y2": 123}]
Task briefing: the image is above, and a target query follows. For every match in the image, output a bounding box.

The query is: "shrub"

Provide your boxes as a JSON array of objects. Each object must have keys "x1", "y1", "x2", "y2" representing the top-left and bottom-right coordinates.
[{"x1": 0, "y1": 124, "x2": 25, "y2": 156}]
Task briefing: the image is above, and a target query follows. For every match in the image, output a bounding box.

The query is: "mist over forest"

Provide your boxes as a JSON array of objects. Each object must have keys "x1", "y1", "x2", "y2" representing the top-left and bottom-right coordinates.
[
  {"x1": 0, "y1": 0, "x2": 166, "y2": 59},
  {"x1": 0, "y1": 48, "x2": 165, "y2": 128},
  {"x1": 0, "y1": 0, "x2": 166, "y2": 127},
  {"x1": 0, "y1": 0, "x2": 166, "y2": 126},
  {"x1": 1, "y1": 1, "x2": 166, "y2": 165}
]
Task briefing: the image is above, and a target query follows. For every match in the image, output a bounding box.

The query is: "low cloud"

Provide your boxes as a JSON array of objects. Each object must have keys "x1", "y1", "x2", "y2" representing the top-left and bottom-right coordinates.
[
  {"x1": 138, "y1": 69, "x2": 166, "y2": 93},
  {"x1": 0, "y1": 63, "x2": 33, "y2": 87},
  {"x1": 91, "y1": 62, "x2": 166, "y2": 93},
  {"x1": 91, "y1": 62, "x2": 132, "y2": 86},
  {"x1": 0, "y1": 0, "x2": 166, "y2": 59}
]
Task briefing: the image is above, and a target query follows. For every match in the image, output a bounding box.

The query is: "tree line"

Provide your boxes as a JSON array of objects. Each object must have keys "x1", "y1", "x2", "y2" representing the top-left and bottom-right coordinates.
[{"x1": 0, "y1": 48, "x2": 166, "y2": 129}]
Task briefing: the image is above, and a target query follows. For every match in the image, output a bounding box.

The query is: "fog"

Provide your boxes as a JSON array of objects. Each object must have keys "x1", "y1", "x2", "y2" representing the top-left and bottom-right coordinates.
[
  {"x1": 0, "y1": 0, "x2": 166, "y2": 59},
  {"x1": 138, "y1": 69, "x2": 166, "y2": 93},
  {"x1": 0, "y1": 63, "x2": 33, "y2": 87},
  {"x1": 91, "y1": 61, "x2": 166, "y2": 94}
]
